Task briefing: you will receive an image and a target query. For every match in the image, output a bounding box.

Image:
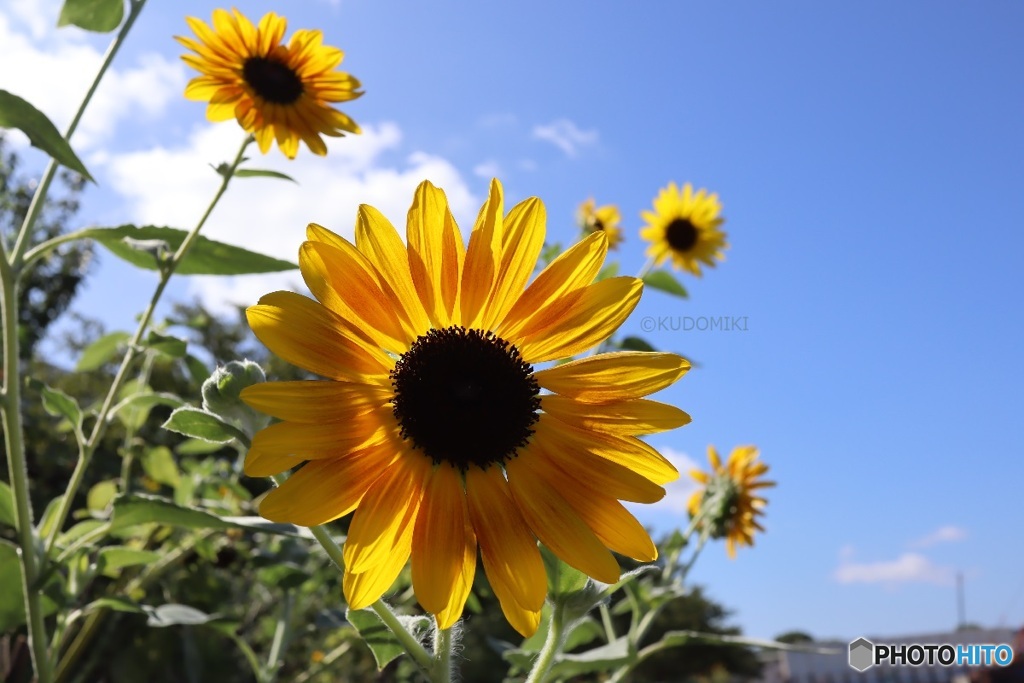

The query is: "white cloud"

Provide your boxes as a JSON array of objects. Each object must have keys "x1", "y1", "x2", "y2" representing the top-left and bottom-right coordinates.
[
  {"x1": 0, "y1": 1, "x2": 185, "y2": 151},
  {"x1": 834, "y1": 550, "x2": 955, "y2": 587},
  {"x1": 103, "y1": 121, "x2": 478, "y2": 312},
  {"x1": 473, "y1": 160, "x2": 502, "y2": 179},
  {"x1": 909, "y1": 525, "x2": 967, "y2": 549},
  {"x1": 532, "y1": 119, "x2": 598, "y2": 157},
  {"x1": 651, "y1": 446, "x2": 701, "y2": 514}
]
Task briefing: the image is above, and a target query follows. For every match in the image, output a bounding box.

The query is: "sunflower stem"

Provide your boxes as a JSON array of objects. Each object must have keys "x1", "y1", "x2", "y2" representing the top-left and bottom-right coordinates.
[
  {"x1": 431, "y1": 623, "x2": 453, "y2": 682},
  {"x1": 44, "y1": 133, "x2": 254, "y2": 553},
  {"x1": 635, "y1": 256, "x2": 657, "y2": 280},
  {"x1": 526, "y1": 600, "x2": 567, "y2": 683},
  {"x1": 263, "y1": 591, "x2": 293, "y2": 682}
]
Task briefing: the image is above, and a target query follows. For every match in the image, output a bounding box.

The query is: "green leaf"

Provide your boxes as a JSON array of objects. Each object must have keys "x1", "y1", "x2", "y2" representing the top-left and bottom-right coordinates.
[
  {"x1": 233, "y1": 168, "x2": 297, "y2": 183},
  {"x1": 175, "y1": 438, "x2": 226, "y2": 456},
  {"x1": 85, "y1": 596, "x2": 145, "y2": 614},
  {"x1": 549, "y1": 637, "x2": 631, "y2": 678},
  {"x1": 58, "y1": 0, "x2": 124, "y2": 32},
  {"x1": 619, "y1": 336, "x2": 657, "y2": 352},
  {"x1": 56, "y1": 519, "x2": 107, "y2": 546},
  {"x1": 162, "y1": 407, "x2": 247, "y2": 444},
  {"x1": 97, "y1": 546, "x2": 161, "y2": 573},
  {"x1": 346, "y1": 608, "x2": 429, "y2": 670},
  {"x1": 0, "y1": 483, "x2": 14, "y2": 528},
  {"x1": 642, "y1": 270, "x2": 689, "y2": 298},
  {"x1": 0, "y1": 90, "x2": 93, "y2": 181},
  {"x1": 0, "y1": 540, "x2": 61, "y2": 631},
  {"x1": 141, "y1": 446, "x2": 181, "y2": 488},
  {"x1": 81, "y1": 225, "x2": 298, "y2": 275},
  {"x1": 596, "y1": 262, "x2": 619, "y2": 280},
  {"x1": 87, "y1": 481, "x2": 118, "y2": 516},
  {"x1": 145, "y1": 331, "x2": 187, "y2": 358},
  {"x1": 37, "y1": 495, "x2": 67, "y2": 539},
  {"x1": 109, "y1": 494, "x2": 307, "y2": 537},
  {"x1": 76, "y1": 331, "x2": 130, "y2": 371},
  {"x1": 26, "y1": 378, "x2": 82, "y2": 428},
  {"x1": 144, "y1": 603, "x2": 216, "y2": 628},
  {"x1": 111, "y1": 392, "x2": 184, "y2": 431},
  {"x1": 184, "y1": 355, "x2": 211, "y2": 385},
  {"x1": 256, "y1": 563, "x2": 310, "y2": 591},
  {"x1": 541, "y1": 545, "x2": 589, "y2": 598}
]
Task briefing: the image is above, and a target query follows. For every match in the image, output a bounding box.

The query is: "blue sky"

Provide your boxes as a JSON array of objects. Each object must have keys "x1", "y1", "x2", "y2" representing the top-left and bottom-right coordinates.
[{"x1": 2, "y1": 0, "x2": 1022, "y2": 642}]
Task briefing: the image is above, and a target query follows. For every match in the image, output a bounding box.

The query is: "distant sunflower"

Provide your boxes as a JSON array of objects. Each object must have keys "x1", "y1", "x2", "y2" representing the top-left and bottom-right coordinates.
[
  {"x1": 688, "y1": 445, "x2": 774, "y2": 558},
  {"x1": 176, "y1": 9, "x2": 362, "y2": 159},
  {"x1": 243, "y1": 179, "x2": 692, "y2": 635},
  {"x1": 578, "y1": 198, "x2": 624, "y2": 249},
  {"x1": 640, "y1": 182, "x2": 727, "y2": 276}
]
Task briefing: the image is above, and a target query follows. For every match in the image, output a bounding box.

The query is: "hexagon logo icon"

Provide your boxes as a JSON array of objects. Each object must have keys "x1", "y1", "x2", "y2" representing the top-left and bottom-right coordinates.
[{"x1": 849, "y1": 637, "x2": 875, "y2": 672}]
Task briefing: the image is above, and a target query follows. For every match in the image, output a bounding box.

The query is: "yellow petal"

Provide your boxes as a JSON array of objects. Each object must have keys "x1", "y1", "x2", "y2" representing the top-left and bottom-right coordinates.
[
  {"x1": 246, "y1": 291, "x2": 391, "y2": 383},
  {"x1": 459, "y1": 179, "x2": 503, "y2": 328},
  {"x1": 557, "y1": 486, "x2": 658, "y2": 563},
  {"x1": 497, "y1": 231, "x2": 606, "y2": 341},
  {"x1": 534, "y1": 352, "x2": 690, "y2": 403},
  {"x1": 506, "y1": 455, "x2": 620, "y2": 584},
  {"x1": 344, "y1": 535, "x2": 413, "y2": 609},
  {"x1": 240, "y1": 381, "x2": 392, "y2": 423},
  {"x1": 465, "y1": 467, "x2": 546, "y2": 613},
  {"x1": 258, "y1": 442, "x2": 399, "y2": 525},
  {"x1": 480, "y1": 196, "x2": 546, "y2": 330},
  {"x1": 516, "y1": 277, "x2": 642, "y2": 363},
  {"x1": 344, "y1": 454, "x2": 430, "y2": 573},
  {"x1": 407, "y1": 181, "x2": 464, "y2": 327},
  {"x1": 247, "y1": 406, "x2": 396, "y2": 462},
  {"x1": 300, "y1": 239, "x2": 411, "y2": 354},
  {"x1": 496, "y1": 596, "x2": 541, "y2": 639},
  {"x1": 540, "y1": 395, "x2": 690, "y2": 436}
]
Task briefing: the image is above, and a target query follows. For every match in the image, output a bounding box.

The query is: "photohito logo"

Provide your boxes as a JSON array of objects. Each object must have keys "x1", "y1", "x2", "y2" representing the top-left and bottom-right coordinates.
[{"x1": 848, "y1": 637, "x2": 1014, "y2": 671}]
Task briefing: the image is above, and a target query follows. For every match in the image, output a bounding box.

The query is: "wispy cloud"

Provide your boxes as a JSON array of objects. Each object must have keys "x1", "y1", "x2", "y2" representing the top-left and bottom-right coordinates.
[
  {"x1": 532, "y1": 119, "x2": 598, "y2": 157},
  {"x1": 652, "y1": 447, "x2": 701, "y2": 514},
  {"x1": 909, "y1": 525, "x2": 967, "y2": 549},
  {"x1": 834, "y1": 549, "x2": 955, "y2": 587},
  {"x1": 473, "y1": 160, "x2": 502, "y2": 179}
]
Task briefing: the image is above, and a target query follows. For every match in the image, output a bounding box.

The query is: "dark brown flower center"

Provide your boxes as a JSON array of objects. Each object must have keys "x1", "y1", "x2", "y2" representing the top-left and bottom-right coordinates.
[
  {"x1": 666, "y1": 218, "x2": 699, "y2": 252},
  {"x1": 592, "y1": 218, "x2": 605, "y2": 232},
  {"x1": 242, "y1": 57, "x2": 303, "y2": 104},
  {"x1": 390, "y1": 327, "x2": 540, "y2": 470}
]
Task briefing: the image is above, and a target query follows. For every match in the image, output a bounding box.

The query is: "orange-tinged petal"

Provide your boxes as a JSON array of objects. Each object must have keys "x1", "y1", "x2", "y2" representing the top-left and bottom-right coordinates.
[
  {"x1": 506, "y1": 455, "x2": 620, "y2": 584},
  {"x1": 412, "y1": 466, "x2": 475, "y2": 615},
  {"x1": 465, "y1": 466, "x2": 546, "y2": 613},
  {"x1": 344, "y1": 454, "x2": 430, "y2": 573},
  {"x1": 246, "y1": 407, "x2": 397, "y2": 466},
  {"x1": 541, "y1": 395, "x2": 690, "y2": 435},
  {"x1": 241, "y1": 381, "x2": 392, "y2": 423},
  {"x1": 459, "y1": 179, "x2": 503, "y2": 328},
  {"x1": 535, "y1": 352, "x2": 690, "y2": 403},
  {"x1": 407, "y1": 181, "x2": 464, "y2": 327},
  {"x1": 344, "y1": 535, "x2": 413, "y2": 609}
]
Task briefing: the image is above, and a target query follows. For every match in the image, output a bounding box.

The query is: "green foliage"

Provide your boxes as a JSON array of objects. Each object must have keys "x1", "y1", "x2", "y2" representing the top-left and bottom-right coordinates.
[
  {"x1": 0, "y1": 90, "x2": 93, "y2": 181},
  {"x1": 643, "y1": 270, "x2": 689, "y2": 298},
  {"x1": 231, "y1": 168, "x2": 298, "y2": 183},
  {"x1": 75, "y1": 330, "x2": 130, "y2": 371},
  {"x1": 57, "y1": 0, "x2": 125, "y2": 32}
]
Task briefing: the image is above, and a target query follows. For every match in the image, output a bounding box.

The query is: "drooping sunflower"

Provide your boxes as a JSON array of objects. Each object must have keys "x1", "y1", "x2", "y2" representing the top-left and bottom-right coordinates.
[
  {"x1": 243, "y1": 179, "x2": 692, "y2": 635},
  {"x1": 578, "y1": 198, "x2": 624, "y2": 249},
  {"x1": 176, "y1": 9, "x2": 362, "y2": 159},
  {"x1": 640, "y1": 182, "x2": 728, "y2": 276},
  {"x1": 687, "y1": 445, "x2": 774, "y2": 558}
]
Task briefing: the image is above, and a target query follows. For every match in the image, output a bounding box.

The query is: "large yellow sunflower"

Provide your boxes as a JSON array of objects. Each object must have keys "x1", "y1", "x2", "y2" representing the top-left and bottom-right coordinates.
[
  {"x1": 640, "y1": 182, "x2": 728, "y2": 276},
  {"x1": 243, "y1": 179, "x2": 692, "y2": 635},
  {"x1": 176, "y1": 9, "x2": 362, "y2": 159},
  {"x1": 578, "y1": 198, "x2": 624, "y2": 249},
  {"x1": 687, "y1": 445, "x2": 774, "y2": 558}
]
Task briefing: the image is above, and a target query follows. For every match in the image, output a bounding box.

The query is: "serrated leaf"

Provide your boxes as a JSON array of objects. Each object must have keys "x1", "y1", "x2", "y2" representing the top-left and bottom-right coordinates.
[
  {"x1": 162, "y1": 407, "x2": 246, "y2": 444},
  {"x1": 233, "y1": 168, "x2": 297, "y2": 183},
  {"x1": 0, "y1": 90, "x2": 93, "y2": 181},
  {"x1": 27, "y1": 378, "x2": 82, "y2": 427},
  {"x1": 76, "y1": 331, "x2": 130, "y2": 371},
  {"x1": 97, "y1": 546, "x2": 161, "y2": 573},
  {"x1": 642, "y1": 270, "x2": 688, "y2": 298},
  {"x1": 145, "y1": 331, "x2": 187, "y2": 358},
  {"x1": 346, "y1": 608, "x2": 424, "y2": 671},
  {"x1": 109, "y1": 494, "x2": 307, "y2": 537},
  {"x1": 0, "y1": 483, "x2": 14, "y2": 528},
  {"x1": 144, "y1": 603, "x2": 215, "y2": 627},
  {"x1": 141, "y1": 446, "x2": 181, "y2": 488},
  {"x1": 619, "y1": 336, "x2": 657, "y2": 352},
  {"x1": 81, "y1": 225, "x2": 297, "y2": 275},
  {"x1": 58, "y1": 0, "x2": 124, "y2": 32},
  {"x1": 110, "y1": 392, "x2": 184, "y2": 431}
]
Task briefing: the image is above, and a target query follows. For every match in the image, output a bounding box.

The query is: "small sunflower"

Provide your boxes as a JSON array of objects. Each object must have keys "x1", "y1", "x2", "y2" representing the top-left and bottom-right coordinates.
[
  {"x1": 243, "y1": 179, "x2": 692, "y2": 636},
  {"x1": 176, "y1": 9, "x2": 362, "y2": 159},
  {"x1": 687, "y1": 445, "x2": 774, "y2": 558},
  {"x1": 640, "y1": 182, "x2": 728, "y2": 276},
  {"x1": 578, "y1": 198, "x2": 624, "y2": 249}
]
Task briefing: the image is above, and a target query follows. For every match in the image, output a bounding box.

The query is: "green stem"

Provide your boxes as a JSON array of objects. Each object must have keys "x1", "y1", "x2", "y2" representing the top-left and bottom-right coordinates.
[
  {"x1": 119, "y1": 352, "x2": 156, "y2": 495},
  {"x1": 269, "y1": 474, "x2": 435, "y2": 676},
  {"x1": 635, "y1": 256, "x2": 657, "y2": 280},
  {"x1": 431, "y1": 623, "x2": 453, "y2": 683},
  {"x1": 9, "y1": 0, "x2": 148, "y2": 271},
  {"x1": 264, "y1": 591, "x2": 293, "y2": 682},
  {"x1": 44, "y1": 134, "x2": 254, "y2": 553},
  {"x1": 599, "y1": 603, "x2": 616, "y2": 643},
  {"x1": 661, "y1": 508, "x2": 706, "y2": 582},
  {"x1": 0, "y1": 249, "x2": 53, "y2": 682},
  {"x1": 525, "y1": 600, "x2": 566, "y2": 683}
]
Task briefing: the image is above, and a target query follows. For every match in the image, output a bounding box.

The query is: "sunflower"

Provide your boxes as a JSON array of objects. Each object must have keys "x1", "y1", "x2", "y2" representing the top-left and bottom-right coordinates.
[
  {"x1": 687, "y1": 445, "x2": 774, "y2": 558},
  {"x1": 578, "y1": 198, "x2": 624, "y2": 249},
  {"x1": 243, "y1": 179, "x2": 692, "y2": 635},
  {"x1": 176, "y1": 9, "x2": 362, "y2": 159},
  {"x1": 640, "y1": 182, "x2": 728, "y2": 276}
]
